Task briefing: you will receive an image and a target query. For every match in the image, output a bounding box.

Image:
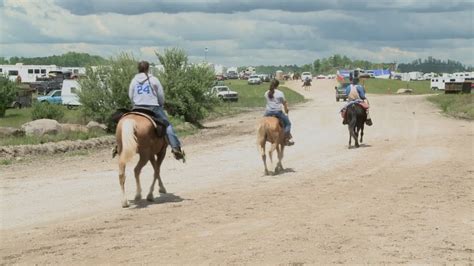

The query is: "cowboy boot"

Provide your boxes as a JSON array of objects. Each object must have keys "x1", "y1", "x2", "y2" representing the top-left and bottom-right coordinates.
[
  {"x1": 285, "y1": 133, "x2": 295, "y2": 146},
  {"x1": 366, "y1": 111, "x2": 373, "y2": 126},
  {"x1": 172, "y1": 147, "x2": 186, "y2": 163}
]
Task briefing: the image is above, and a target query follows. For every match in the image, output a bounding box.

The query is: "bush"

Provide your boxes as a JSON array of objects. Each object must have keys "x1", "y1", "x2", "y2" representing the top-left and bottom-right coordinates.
[
  {"x1": 78, "y1": 53, "x2": 136, "y2": 129},
  {"x1": 0, "y1": 76, "x2": 18, "y2": 117},
  {"x1": 31, "y1": 102, "x2": 65, "y2": 121},
  {"x1": 155, "y1": 48, "x2": 218, "y2": 125}
]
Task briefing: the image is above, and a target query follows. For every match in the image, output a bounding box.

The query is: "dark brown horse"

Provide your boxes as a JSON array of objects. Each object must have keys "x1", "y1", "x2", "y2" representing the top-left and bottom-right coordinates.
[
  {"x1": 116, "y1": 114, "x2": 167, "y2": 207},
  {"x1": 346, "y1": 103, "x2": 366, "y2": 148}
]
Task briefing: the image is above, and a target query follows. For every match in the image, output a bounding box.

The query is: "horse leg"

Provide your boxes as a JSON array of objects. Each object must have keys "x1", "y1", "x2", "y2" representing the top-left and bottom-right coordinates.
[
  {"x1": 276, "y1": 144, "x2": 284, "y2": 172},
  {"x1": 269, "y1": 142, "x2": 278, "y2": 173},
  {"x1": 118, "y1": 162, "x2": 128, "y2": 208},
  {"x1": 348, "y1": 125, "x2": 352, "y2": 148},
  {"x1": 133, "y1": 156, "x2": 148, "y2": 201},
  {"x1": 360, "y1": 124, "x2": 364, "y2": 143},
  {"x1": 355, "y1": 127, "x2": 360, "y2": 148},
  {"x1": 259, "y1": 142, "x2": 269, "y2": 175},
  {"x1": 154, "y1": 147, "x2": 168, "y2": 194}
]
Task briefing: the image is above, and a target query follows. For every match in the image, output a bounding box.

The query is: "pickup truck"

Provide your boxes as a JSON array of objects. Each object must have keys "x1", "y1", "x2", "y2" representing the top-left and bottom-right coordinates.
[
  {"x1": 209, "y1": 85, "x2": 239, "y2": 102},
  {"x1": 335, "y1": 83, "x2": 349, "y2": 102}
]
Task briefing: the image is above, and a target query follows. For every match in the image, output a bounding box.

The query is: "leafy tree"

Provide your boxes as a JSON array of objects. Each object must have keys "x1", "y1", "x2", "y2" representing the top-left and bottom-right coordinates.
[
  {"x1": 78, "y1": 53, "x2": 136, "y2": 127},
  {"x1": 3, "y1": 52, "x2": 108, "y2": 67},
  {"x1": 155, "y1": 48, "x2": 217, "y2": 125},
  {"x1": 0, "y1": 76, "x2": 18, "y2": 117}
]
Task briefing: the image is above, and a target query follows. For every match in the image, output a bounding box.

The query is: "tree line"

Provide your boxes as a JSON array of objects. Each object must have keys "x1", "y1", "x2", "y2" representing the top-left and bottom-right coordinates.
[
  {"x1": 1, "y1": 52, "x2": 471, "y2": 74},
  {"x1": 0, "y1": 52, "x2": 108, "y2": 67}
]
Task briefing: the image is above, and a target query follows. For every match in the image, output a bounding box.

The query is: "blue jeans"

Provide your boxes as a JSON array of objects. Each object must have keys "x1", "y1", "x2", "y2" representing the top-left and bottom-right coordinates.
[
  {"x1": 264, "y1": 110, "x2": 291, "y2": 134},
  {"x1": 134, "y1": 105, "x2": 181, "y2": 150}
]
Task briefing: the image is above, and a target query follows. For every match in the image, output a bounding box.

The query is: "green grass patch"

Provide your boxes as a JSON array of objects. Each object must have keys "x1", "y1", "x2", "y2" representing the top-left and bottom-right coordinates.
[
  {"x1": 0, "y1": 159, "x2": 12, "y2": 165},
  {"x1": 363, "y1": 79, "x2": 431, "y2": 94},
  {"x1": 0, "y1": 130, "x2": 108, "y2": 146},
  {"x1": 427, "y1": 94, "x2": 473, "y2": 120},
  {"x1": 0, "y1": 107, "x2": 86, "y2": 128},
  {"x1": 210, "y1": 80, "x2": 305, "y2": 117}
]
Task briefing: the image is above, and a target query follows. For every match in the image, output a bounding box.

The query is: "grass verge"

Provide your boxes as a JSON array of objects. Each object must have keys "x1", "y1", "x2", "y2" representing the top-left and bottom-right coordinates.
[
  {"x1": 0, "y1": 130, "x2": 108, "y2": 146},
  {"x1": 362, "y1": 79, "x2": 431, "y2": 94},
  {"x1": 427, "y1": 93, "x2": 473, "y2": 120}
]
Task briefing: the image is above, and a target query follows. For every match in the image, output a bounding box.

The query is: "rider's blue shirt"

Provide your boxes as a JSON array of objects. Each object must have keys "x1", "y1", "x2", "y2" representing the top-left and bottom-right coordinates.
[{"x1": 345, "y1": 84, "x2": 366, "y2": 99}]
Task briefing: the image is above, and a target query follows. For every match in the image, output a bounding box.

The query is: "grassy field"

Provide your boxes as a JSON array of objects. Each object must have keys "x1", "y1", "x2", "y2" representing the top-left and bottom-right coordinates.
[
  {"x1": 427, "y1": 93, "x2": 473, "y2": 120},
  {"x1": 0, "y1": 81, "x2": 304, "y2": 146},
  {"x1": 362, "y1": 79, "x2": 431, "y2": 94},
  {"x1": 210, "y1": 80, "x2": 305, "y2": 117},
  {"x1": 0, "y1": 107, "x2": 86, "y2": 128}
]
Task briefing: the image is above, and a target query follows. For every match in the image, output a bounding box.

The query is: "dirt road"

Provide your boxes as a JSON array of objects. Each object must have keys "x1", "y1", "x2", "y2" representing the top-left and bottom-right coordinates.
[{"x1": 1, "y1": 80, "x2": 473, "y2": 264}]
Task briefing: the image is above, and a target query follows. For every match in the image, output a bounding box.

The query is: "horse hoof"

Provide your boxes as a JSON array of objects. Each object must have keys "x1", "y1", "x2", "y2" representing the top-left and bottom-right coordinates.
[
  {"x1": 146, "y1": 194, "x2": 154, "y2": 202},
  {"x1": 134, "y1": 194, "x2": 142, "y2": 201},
  {"x1": 355, "y1": 144, "x2": 360, "y2": 148},
  {"x1": 264, "y1": 170, "x2": 270, "y2": 176},
  {"x1": 122, "y1": 201, "x2": 129, "y2": 208},
  {"x1": 159, "y1": 188, "x2": 167, "y2": 194}
]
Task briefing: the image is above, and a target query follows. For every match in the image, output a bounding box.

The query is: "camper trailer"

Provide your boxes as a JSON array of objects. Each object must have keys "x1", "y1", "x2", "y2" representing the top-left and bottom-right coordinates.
[
  {"x1": 0, "y1": 63, "x2": 59, "y2": 83},
  {"x1": 61, "y1": 79, "x2": 81, "y2": 108},
  {"x1": 0, "y1": 64, "x2": 86, "y2": 83}
]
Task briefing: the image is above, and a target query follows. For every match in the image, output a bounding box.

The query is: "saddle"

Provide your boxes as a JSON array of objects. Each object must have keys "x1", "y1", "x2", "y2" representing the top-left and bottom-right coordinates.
[{"x1": 111, "y1": 108, "x2": 168, "y2": 137}]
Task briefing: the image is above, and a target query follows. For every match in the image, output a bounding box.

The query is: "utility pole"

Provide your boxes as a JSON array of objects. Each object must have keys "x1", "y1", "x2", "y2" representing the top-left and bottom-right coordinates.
[{"x1": 204, "y1": 47, "x2": 208, "y2": 62}]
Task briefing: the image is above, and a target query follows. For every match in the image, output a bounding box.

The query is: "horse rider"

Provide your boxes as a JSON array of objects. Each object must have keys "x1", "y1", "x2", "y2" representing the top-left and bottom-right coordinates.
[
  {"x1": 129, "y1": 61, "x2": 185, "y2": 160},
  {"x1": 264, "y1": 79, "x2": 295, "y2": 146},
  {"x1": 341, "y1": 69, "x2": 373, "y2": 126}
]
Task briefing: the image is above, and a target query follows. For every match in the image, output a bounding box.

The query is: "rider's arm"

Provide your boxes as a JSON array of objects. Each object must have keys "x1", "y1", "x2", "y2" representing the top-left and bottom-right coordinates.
[
  {"x1": 154, "y1": 78, "x2": 165, "y2": 106},
  {"x1": 128, "y1": 80, "x2": 134, "y2": 102},
  {"x1": 357, "y1": 85, "x2": 366, "y2": 99},
  {"x1": 283, "y1": 100, "x2": 289, "y2": 114}
]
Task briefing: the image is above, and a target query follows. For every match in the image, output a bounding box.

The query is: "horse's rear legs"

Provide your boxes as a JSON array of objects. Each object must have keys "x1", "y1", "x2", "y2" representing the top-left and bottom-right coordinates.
[
  {"x1": 147, "y1": 148, "x2": 167, "y2": 202},
  {"x1": 259, "y1": 142, "x2": 269, "y2": 175},
  {"x1": 118, "y1": 162, "x2": 128, "y2": 208},
  {"x1": 133, "y1": 157, "x2": 148, "y2": 201}
]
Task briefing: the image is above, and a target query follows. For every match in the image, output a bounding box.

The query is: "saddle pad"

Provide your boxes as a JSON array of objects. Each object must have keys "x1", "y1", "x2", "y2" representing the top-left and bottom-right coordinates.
[
  {"x1": 123, "y1": 112, "x2": 158, "y2": 129},
  {"x1": 357, "y1": 102, "x2": 369, "y2": 110}
]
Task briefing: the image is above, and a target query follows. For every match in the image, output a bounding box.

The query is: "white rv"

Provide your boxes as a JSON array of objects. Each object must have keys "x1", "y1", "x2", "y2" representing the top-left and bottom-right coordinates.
[
  {"x1": 61, "y1": 79, "x2": 81, "y2": 108},
  {"x1": 0, "y1": 64, "x2": 86, "y2": 83},
  {"x1": 0, "y1": 63, "x2": 59, "y2": 83}
]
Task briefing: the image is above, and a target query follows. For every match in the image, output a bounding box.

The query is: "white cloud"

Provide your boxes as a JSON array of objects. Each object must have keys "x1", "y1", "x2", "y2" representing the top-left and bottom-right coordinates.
[{"x1": 1, "y1": 0, "x2": 473, "y2": 66}]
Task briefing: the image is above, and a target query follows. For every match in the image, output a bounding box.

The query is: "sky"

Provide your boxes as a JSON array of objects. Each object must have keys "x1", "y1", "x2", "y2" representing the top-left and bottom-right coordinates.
[{"x1": 0, "y1": 0, "x2": 473, "y2": 67}]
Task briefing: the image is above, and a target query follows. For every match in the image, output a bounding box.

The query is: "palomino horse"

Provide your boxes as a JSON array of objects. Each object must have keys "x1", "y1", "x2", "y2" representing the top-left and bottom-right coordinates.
[
  {"x1": 346, "y1": 103, "x2": 366, "y2": 148},
  {"x1": 116, "y1": 114, "x2": 167, "y2": 208},
  {"x1": 257, "y1": 117, "x2": 285, "y2": 175}
]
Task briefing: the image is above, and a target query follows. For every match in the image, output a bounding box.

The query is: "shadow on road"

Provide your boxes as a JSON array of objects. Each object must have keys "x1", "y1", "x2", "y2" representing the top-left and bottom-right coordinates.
[{"x1": 130, "y1": 193, "x2": 191, "y2": 209}]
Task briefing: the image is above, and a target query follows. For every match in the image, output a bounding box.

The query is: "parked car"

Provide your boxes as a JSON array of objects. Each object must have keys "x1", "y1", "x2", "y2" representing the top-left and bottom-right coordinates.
[
  {"x1": 36, "y1": 79, "x2": 82, "y2": 108},
  {"x1": 335, "y1": 83, "x2": 349, "y2": 102},
  {"x1": 209, "y1": 85, "x2": 239, "y2": 102},
  {"x1": 301, "y1": 72, "x2": 312, "y2": 81},
  {"x1": 37, "y1": 89, "x2": 62, "y2": 104},
  {"x1": 317, "y1": 75, "x2": 326, "y2": 79},
  {"x1": 226, "y1": 71, "x2": 238, "y2": 79},
  {"x1": 248, "y1": 75, "x2": 262, "y2": 85}
]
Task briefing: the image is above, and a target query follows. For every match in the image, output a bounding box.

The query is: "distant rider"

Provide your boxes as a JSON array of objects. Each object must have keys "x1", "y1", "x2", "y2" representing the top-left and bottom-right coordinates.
[
  {"x1": 264, "y1": 79, "x2": 295, "y2": 146},
  {"x1": 341, "y1": 69, "x2": 373, "y2": 126},
  {"x1": 129, "y1": 61, "x2": 185, "y2": 160}
]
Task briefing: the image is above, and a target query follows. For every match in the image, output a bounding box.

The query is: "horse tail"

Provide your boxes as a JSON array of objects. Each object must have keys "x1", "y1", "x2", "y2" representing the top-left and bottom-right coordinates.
[
  {"x1": 257, "y1": 121, "x2": 267, "y2": 154},
  {"x1": 120, "y1": 119, "x2": 137, "y2": 164}
]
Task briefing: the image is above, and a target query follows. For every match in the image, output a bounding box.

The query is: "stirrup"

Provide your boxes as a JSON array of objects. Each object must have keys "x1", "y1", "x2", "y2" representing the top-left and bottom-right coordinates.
[
  {"x1": 366, "y1": 119, "x2": 373, "y2": 126},
  {"x1": 172, "y1": 148, "x2": 186, "y2": 163},
  {"x1": 285, "y1": 139, "x2": 295, "y2": 146}
]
